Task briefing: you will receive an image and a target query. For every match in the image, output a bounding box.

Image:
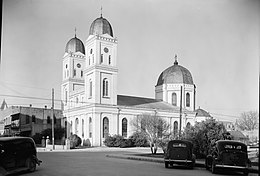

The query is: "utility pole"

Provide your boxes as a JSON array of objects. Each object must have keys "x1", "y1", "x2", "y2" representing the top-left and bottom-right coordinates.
[
  {"x1": 179, "y1": 86, "x2": 182, "y2": 139},
  {"x1": 51, "y1": 88, "x2": 55, "y2": 150}
]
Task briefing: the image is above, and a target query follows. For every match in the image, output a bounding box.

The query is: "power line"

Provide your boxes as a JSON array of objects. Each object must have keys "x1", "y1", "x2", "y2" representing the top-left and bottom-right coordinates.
[
  {"x1": 0, "y1": 94, "x2": 248, "y2": 118},
  {"x1": 209, "y1": 112, "x2": 239, "y2": 119}
]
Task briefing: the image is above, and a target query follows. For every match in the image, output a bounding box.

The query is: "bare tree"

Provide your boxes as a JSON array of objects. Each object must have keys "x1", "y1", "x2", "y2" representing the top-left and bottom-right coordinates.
[
  {"x1": 131, "y1": 113, "x2": 170, "y2": 154},
  {"x1": 235, "y1": 111, "x2": 259, "y2": 131}
]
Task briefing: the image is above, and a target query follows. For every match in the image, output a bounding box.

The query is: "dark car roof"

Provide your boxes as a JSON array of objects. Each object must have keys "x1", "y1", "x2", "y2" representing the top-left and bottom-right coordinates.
[
  {"x1": 0, "y1": 137, "x2": 34, "y2": 143},
  {"x1": 216, "y1": 140, "x2": 247, "y2": 151},
  {"x1": 167, "y1": 140, "x2": 193, "y2": 147}
]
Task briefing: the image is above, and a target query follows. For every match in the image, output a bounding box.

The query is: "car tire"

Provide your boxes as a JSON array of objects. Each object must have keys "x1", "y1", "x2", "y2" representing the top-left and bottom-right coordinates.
[
  {"x1": 211, "y1": 161, "x2": 216, "y2": 174},
  {"x1": 205, "y1": 159, "x2": 209, "y2": 170},
  {"x1": 188, "y1": 163, "x2": 194, "y2": 169},
  {"x1": 26, "y1": 157, "x2": 36, "y2": 172},
  {"x1": 165, "y1": 161, "x2": 169, "y2": 168},
  {"x1": 243, "y1": 170, "x2": 249, "y2": 176}
]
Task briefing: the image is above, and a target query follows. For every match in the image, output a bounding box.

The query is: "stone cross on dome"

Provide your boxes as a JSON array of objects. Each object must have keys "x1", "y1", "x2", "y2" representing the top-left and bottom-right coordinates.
[{"x1": 174, "y1": 54, "x2": 178, "y2": 65}]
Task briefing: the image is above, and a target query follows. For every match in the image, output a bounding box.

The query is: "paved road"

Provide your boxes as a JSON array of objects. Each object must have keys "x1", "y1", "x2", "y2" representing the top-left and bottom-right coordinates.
[{"x1": 17, "y1": 150, "x2": 257, "y2": 176}]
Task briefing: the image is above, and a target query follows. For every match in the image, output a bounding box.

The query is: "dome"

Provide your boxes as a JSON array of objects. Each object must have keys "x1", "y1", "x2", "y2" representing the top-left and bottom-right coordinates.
[
  {"x1": 195, "y1": 108, "x2": 211, "y2": 117},
  {"x1": 65, "y1": 36, "x2": 85, "y2": 54},
  {"x1": 156, "y1": 59, "x2": 194, "y2": 86},
  {"x1": 89, "y1": 16, "x2": 113, "y2": 37}
]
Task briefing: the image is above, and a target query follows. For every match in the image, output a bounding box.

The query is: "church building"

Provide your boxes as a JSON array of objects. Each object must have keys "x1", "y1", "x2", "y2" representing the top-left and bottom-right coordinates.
[{"x1": 61, "y1": 13, "x2": 197, "y2": 146}]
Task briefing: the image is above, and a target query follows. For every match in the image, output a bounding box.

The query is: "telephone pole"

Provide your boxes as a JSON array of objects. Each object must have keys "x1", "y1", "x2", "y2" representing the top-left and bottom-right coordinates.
[{"x1": 51, "y1": 88, "x2": 55, "y2": 150}]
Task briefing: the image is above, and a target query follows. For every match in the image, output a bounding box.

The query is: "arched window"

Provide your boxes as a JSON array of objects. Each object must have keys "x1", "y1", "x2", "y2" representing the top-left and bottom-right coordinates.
[
  {"x1": 89, "y1": 80, "x2": 92, "y2": 97},
  {"x1": 122, "y1": 118, "x2": 127, "y2": 137},
  {"x1": 186, "y1": 122, "x2": 191, "y2": 129},
  {"x1": 141, "y1": 118, "x2": 146, "y2": 132},
  {"x1": 172, "y1": 93, "x2": 177, "y2": 106},
  {"x1": 71, "y1": 121, "x2": 73, "y2": 134},
  {"x1": 65, "y1": 121, "x2": 67, "y2": 138},
  {"x1": 109, "y1": 55, "x2": 111, "y2": 65},
  {"x1": 32, "y1": 115, "x2": 36, "y2": 123},
  {"x1": 102, "y1": 78, "x2": 109, "y2": 97},
  {"x1": 82, "y1": 119, "x2": 84, "y2": 138},
  {"x1": 173, "y1": 121, "x2": 178, "y2": 136},
  {"x1": 65, "y1": 90, "x2": 68, "y2": 103},
  {"x1": 158, "y1": 119, "x2": 163, "y2": 138},
  {"x1": 76, "y1": 97, "x2": 78, "y2": 104},
  {"x1": 186, "y1": 93, "x2": 190, "y2": 107},
  {"x1": 75, "y1": 118, "x2": 79, "y2": 135},
  {"x1": 89, "y1": 117, "x2": 92, "y2": 138},
  {"x1": 47, "y1": 116, "x2": 51, "y2": 124},
  {"x1": 103, "y1": 117, "x2": 109, "y2": 138},
  {"x1": 100, "y1": 54, "x2": 103, "y2": 63}
]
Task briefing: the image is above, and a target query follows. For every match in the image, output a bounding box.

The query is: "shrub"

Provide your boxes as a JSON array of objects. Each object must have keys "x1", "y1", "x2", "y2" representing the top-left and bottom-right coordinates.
[
  {"x1": 113, "y1": 135, "x2": 124, "y2": 147},
  {"x1": 103, "y1": 135, "x2": 124, "y2": 147},
  {"x1": 69, "y1": 134, "x2": 82, "y2": 149},
  {"x1": 129, "y1": 132, "x2": 149, "y2": 147},
  {"x1": 40, "y1": 127, "x2": 66, "y2": 140},
  {"x1": 83, "y1": 139, "x2": 91, "y2": 147},
  {"x1": 119, "y1": 139, "x2": 134, "y2": 148},
  {"x1": 32, "y1": 133, "x2": 42, "y2": 144}
]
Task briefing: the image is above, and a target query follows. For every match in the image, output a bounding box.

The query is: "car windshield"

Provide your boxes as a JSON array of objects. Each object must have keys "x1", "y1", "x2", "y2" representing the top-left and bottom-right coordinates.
[
  {"x1": 172, "y1": 143, "x2": 187, "y2": 148},
  {"x1": 218, "y1": 142, "x2": 247, "y2": 152},
  {"x1": 224, "y1": 144, "x2": 242, "y2": 150}
]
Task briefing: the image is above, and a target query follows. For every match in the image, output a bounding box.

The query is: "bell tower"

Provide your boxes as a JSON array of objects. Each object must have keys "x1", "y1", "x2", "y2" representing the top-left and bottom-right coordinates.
[
  {"x1": 84, "y1": 15, "x2": 118, "y2": 105},
  {"x1": 61, "y1": 32, "x2": 86, "y2": 110}
]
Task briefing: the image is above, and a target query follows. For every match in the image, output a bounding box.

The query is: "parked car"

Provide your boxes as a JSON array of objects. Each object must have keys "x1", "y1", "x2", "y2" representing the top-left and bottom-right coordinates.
[
  {"x1": 205, "y1": 140, "x2": 251, "y2": 175},
  {"x1": 164, "y1": 140, "x2": 195, "y2": 169},
  {"x1": 0, "y1": 137, "x2": 42, "y2": 176}
]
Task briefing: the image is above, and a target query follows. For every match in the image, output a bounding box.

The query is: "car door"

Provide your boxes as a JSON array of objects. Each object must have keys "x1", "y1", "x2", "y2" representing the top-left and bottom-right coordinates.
[{"x1": 0, "y1": 142, "x2": 16, "y2": 170}]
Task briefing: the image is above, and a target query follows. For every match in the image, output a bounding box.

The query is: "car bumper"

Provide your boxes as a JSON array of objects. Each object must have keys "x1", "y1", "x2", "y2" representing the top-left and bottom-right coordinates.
[
  {"x1": 164, "y1": 159, "x2": 193, "y2": 163},
  {"x1": 215, "y1": 164, "x2": 248, "y2": 170}
]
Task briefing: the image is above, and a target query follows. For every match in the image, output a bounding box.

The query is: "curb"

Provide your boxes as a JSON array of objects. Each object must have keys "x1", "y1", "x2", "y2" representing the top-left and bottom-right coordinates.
[{"x1": 106, "y1": 154, "x2": 258, "y2": 173}]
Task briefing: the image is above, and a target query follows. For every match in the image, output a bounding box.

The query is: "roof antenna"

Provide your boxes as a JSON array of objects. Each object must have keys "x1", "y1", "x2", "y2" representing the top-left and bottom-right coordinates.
[
  {"x1": 100, "y1": 6, "x2": 103, "y2": 17},
  {"x1": 74, "y1": 27, "x2": 77, "y2": 38},
  {"x1": 174, "y1": 54, "x2": 178, "y2": 65}
]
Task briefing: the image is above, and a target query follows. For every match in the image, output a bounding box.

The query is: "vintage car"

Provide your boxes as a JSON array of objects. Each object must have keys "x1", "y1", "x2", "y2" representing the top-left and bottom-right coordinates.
[
  {"x1": 164, "y1": 140, "x2": 195, "y2": 169},
  {"x1": 0, "y1": 137, "x2": 42, "y2": 176},
  {"x1": 205, "y1": 140, "x2": 251, "y2": 175}
]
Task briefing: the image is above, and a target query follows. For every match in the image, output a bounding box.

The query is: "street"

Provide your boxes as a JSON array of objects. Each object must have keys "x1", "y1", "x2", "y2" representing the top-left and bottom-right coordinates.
[{"x1": 16, "y1": 150, "x2": 258, "y2": 176}]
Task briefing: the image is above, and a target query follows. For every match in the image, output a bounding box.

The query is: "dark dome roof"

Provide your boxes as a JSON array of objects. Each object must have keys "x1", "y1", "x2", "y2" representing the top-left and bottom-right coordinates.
[
  {"x1": 89, "y1": 16, "x2": 113, "y2": 37},
  {"x1": 65, "y1": 36, "x2": 85, "y2": 54},
  {"x1": 156, "y1": 60, "x2": 194, "y2": 86},
  {"x1": 195, "y1": 108, "x2": 211, "y2": 117}
]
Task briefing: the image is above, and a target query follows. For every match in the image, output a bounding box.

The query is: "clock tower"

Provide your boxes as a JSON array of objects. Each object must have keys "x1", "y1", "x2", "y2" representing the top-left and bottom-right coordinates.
[
  {"x1": 62, "y1": 34, "x2": 85, "y2": 110},
  {"x1": 84, "y1": 15, "x2": 118, "y2": 105}
]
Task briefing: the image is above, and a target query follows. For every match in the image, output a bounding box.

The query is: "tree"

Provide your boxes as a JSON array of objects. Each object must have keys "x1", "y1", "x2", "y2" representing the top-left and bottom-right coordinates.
[
  {"x1": 235, "y1": 111, "x2": 259, "y2": 131},
  {"x1": 182, "y1": 118, "x2": 227, "y2": 158},
  {"x1": 131, "y1": 114, "x2": 170, "y2": 154}
]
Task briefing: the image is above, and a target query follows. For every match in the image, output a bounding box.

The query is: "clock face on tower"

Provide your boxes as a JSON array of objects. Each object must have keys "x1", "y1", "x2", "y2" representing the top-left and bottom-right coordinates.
[
  {"x1": 104, "y1": 47, "x2": 109, "y2": 53},
  {"x1": 77, "y1": 63, "x2": 81, "y2": 68}
]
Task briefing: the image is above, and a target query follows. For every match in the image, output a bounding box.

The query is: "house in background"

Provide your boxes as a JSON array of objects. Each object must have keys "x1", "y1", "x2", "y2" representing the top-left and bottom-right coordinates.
[
  {"x1": 194, "y1": 107, "x2": 212, "y2": 122},
  {"x1": 228, "y1": 130, "x2": 249, "y2": 144},
  {"x1": 0, "y1": 101, "x2": 64, "y2": 137}
]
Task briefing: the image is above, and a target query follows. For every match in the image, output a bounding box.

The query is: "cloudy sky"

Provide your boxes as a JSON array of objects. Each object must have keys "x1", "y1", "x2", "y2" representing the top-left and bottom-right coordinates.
[{"x1": 0, "y1": 0, "x2": 259, "y2": 121}]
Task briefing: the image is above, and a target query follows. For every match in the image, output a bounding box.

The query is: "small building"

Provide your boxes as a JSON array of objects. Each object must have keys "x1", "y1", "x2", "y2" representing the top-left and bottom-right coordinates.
[
  {"x1": 194, "y1": 107, "x2": 212, "y2": 122},
  {"x1": 220, "y1": 120, "x2": 235, "y2": 131},
  {"x1": 0, "y1": 104, "x2": 64, "y2": 137},
  {"x1": 228, "y1": 130, "x2": 249, "y2": 144}
]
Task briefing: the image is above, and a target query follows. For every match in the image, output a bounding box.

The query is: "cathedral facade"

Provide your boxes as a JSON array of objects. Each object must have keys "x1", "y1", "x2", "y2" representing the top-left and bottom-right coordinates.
[{"x1": 61, "y1": 14, "x2": 197, "y2": 146}]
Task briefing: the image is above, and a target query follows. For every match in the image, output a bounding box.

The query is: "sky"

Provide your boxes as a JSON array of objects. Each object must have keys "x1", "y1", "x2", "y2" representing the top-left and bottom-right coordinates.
[{"x1": 0, "y1": 0, "x2": 259, "y2": 122}]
